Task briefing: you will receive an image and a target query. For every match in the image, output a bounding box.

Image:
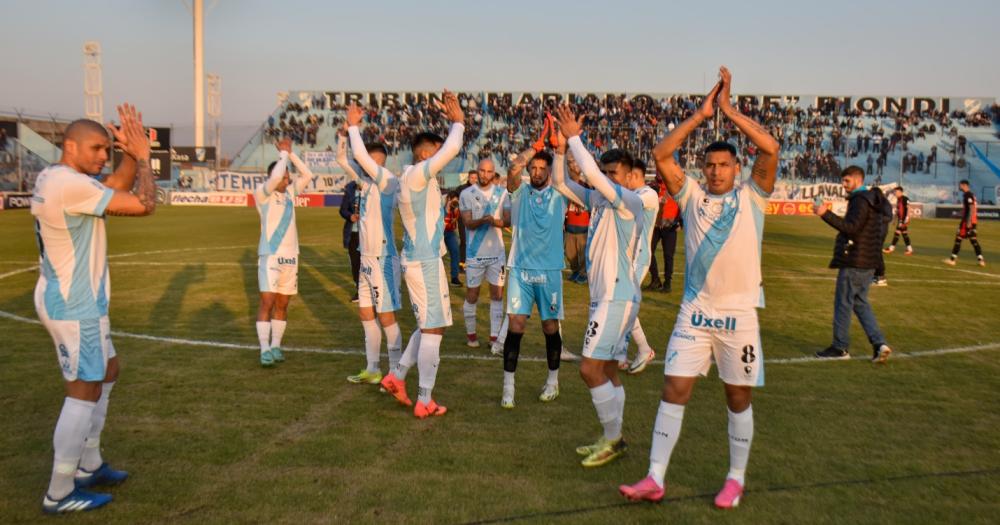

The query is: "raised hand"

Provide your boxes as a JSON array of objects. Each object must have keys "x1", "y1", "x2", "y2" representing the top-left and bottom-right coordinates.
[
  {"x1": 276, "y1": 137, "x2": 292, "y2": 153},
  {"x1": 698, "y1": 81, "x2": 722, "y2": 119},
  {"x1": 346, "y1": 103, "x2": 364, "y2": 127},
  {"x1": 555, "y1": 104, "x2": 585, "y2": 138},
  {"x1": 108, "y1": 103, "x2": 150, "y2": 160},
  {"x1": 552, "y1": 119, "x2": 567, "y2": 154},
  {"x1": 716, "y1": 66, "x2": 733, "y2": 112},
  {"x1": 441, "y1": 89, "x2": 465, "y2": 124}
]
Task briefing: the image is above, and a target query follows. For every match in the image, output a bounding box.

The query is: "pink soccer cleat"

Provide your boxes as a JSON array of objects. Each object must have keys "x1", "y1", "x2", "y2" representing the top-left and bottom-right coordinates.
[
  {"x1": 714, "y1": 478, "x2": 744, "y2": 509},
  {"x1": 414, "y1": 399, "x2": 447, "y2": 419},
  {"x1": 619, "y1": 475, "x2": 665, "y2": 503},
  {"x1": 380, "y1": 373, "x2": 412, "y2": 407}
]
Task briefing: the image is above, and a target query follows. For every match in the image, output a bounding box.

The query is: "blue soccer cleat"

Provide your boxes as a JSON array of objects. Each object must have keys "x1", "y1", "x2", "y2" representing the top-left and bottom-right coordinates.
[
  {"x1": 270, "y1": 346, "x2": 285, "y2": 362},
  {"x1": 75, "y1": 463, "x2": 129, "y2": 488},
  {"x1": 42, "y1": 488, "x2": 112, "y2": 514}
]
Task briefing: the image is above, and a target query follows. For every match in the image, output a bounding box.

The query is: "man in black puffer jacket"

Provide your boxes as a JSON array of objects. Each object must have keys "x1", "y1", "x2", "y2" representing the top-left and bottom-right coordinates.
[{"x1": 813, "y1": 166, "x2": 893, "y2": 363}]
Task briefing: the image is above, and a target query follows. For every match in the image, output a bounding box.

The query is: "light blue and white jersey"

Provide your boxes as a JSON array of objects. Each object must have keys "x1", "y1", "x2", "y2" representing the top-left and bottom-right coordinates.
[
  {"x1": 340, "y1": 132, "x2": 398, "y2": 257},
  {"x1": 633, "y1": 185, "x2": 659, "y2": 277},
  {"x1": 582, "y1": 182, "x2": 644, "y2": 303},
  {"x1": 459, "y1": 183, "x2": 508, "y2": 260},
  {"x1": 673, "y1": 176, "x2": 769, "y2": 310},
  {"x1": 506, "y1": 183, "x2": 568, "y2": 270},
  {"x1": 31, "y1": 164, "x2": 115, "y2": 320},
  {"x1": 255, "y1": 152, "x2": 308, "y2": 257}
]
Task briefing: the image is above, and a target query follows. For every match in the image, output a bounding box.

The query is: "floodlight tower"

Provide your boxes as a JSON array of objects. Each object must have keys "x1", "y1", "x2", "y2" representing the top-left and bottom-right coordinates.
[
  {"x1": 207, "y1": 73, "x2": 221, "y2": 168},
  {"x1": 193, "y1": 0, "x2": 205, "y2": 147},
  {"x1": 83, "y1": 41, "x2": 103, "y2": 123}
]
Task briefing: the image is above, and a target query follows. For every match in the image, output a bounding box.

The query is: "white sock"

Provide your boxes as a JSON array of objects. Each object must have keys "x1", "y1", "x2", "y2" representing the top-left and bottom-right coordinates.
[
  {"x1": 546, "y1": 369, "x2": 559, "y2": 386},
  {"x1": 495, "y1": 315, "x2": 509, "y2": 347},
  {"x1": 589, "y1": 382, "x2": 620, "y2": 441},
  {"x1": 503, "y1": 371, "x2": 515, "y2": 388},
  {"x1": 361, "y1": 319, "x2": 382, "y2": 373},
  {"x1": 463, "y1": 300, "x2": 477, "y2": 337},
  {"x1": 255, "y1": 321, "x2": 270, "y2": 353},
  {"x1": 727, "y1": 405, "x2": 754, "y2": 485},
  {"x1": 79, "y1": 382, "x2": 114, "y2": 471},
  {"x1": 270, "y1": 319, "x2": 287, "y2": 348},
  {"x1": 384, "y1": 322, "x2": 402, "y2": 371},
  {"x1": 416, "y1": 333, "x2": 443, "y2": 404},
  {"x1": 396, "y1": 329, "x2": 421, "y2": 380},
  {"x1": 613, "y1": 384, "x2": 626, "y2": 438},
  {"x1": 48, "y1": 398, "x2": 97, "y2": 500},
  {"x1": 489, "y1": 300, "x2": 503, "y2": 339},
  {"x1": 648, "y1": 401, "x2": 685, "y2": 487},
  {"x1": 630, "y1": 318, "x2": 652, "y2": 357}
]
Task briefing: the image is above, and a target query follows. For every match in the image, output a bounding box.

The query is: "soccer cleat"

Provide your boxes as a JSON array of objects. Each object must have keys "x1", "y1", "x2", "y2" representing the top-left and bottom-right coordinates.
[
  {"x1": 576, "y1": 436, "x2": 604, "y2": 457},
  {"x1": 414, "y1": 399, "x2": 447, "y2": 418},
  {"x1": 574, "y1": 274, "x2": 589, "y2": 284},
  {"x1": 560, "y1": 348, "x2": 580, "y2": 362},
  {"x1": 978, "y1": 258, "x2": 987, "y2": 267},
  {"x1": 815, "y1": 347, "x2": 850, "y2": 360},
  {"x1": 450, "y1": 278, "x2": 462, "y2": 287},
  {"x1": 569, "y1": 271, "x2": 580, "y2": 282},
  {"x1": 627, "y1": 349, "x2": 655, "y2": 375},
  {"x1": 581, "y1": 436, "x2": 627, "y2": 467},
  {"x1": 379, "y1": 373, "x2": 412, "y2": 407},
  {"x1": 538, "y1": 383, "x2": 559, "y2": 402},
  {"x1": 874, "y1": 278, "x2": 888, "y2": 287},
  {"x1": 872, "y1": 344, "x2": 893, "y2": 364},
  {"x1": 270, "y1": 346, "x2": 285, "y2": 362},
  {"x1": 905, "y1": 246, "x2": 913, "y2": 255},
  {"x1": 490, "y1": 342, "x2": 504, "y2": 357},
  {"x1": 617, "y1": 359, "x2": 629, "y2": 370},
  {"x1": 501, "y1": 385, "x2": 515, "y2": 409},
  {"x1": 347, "y1": 369, "x2": 383, "y2": 385},
  {"x1": 75, "y1": 463, "x2": 128, "y2": 489},
  {"x1": 42, "y1": 488, "x2": 112, "y2": 514},
  {"x1": 883, "y1": 246, "x2": 894, "y2": 254},
  {"x1": 466, "y1": 334, "x2": 480, "y2": 348},
  {"x1": 260, "y1": 350, "x2": 276, "y2": 367},
  {"x1": 351, "y1": 293, "x2": 359, "y2": 303},
  {"x1": 644, "y1": 279, "x2": 663, "y2": 291},
  {"x1": 714, "y1": 478, "x2": 745, "y2": 509},
  {"x1": 619, "y1": 475, "x2": 665, "y2": 503},
  {"x1": 943, "y1": 258, "x2": 957, "y2": 266}
]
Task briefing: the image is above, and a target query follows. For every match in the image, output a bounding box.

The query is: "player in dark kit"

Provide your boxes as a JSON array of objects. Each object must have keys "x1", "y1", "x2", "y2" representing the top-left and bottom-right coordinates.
[
  {"x1": 944, "y1": 180, "x2": 985, "y2": 267},
  {"x1": 883, "y1": 187, "x2": 912, "y2": 255}
]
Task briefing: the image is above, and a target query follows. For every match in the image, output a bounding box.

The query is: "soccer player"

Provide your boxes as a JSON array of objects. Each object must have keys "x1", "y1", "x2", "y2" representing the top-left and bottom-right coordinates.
[
  {"x1": 352, "y1": 90, "x2": 466, "y2": 418},
  {"x1": 553, "y1": 105, "x2": 646, "y2": 468},
  {"x1": 619, "y1": 67, "x2": 780, "y2": 509},
  {"x1": 944, "y1": 179, "x2": 986, "y2": 267},
  {"x1": 254, "y1": 138, "x2": 316, "y2": 367},
  {"x1": 883, "y1": 186, "x2": 913, "y2": 255},
  {"x1": 459, "y1": 158, "x2": 510, "y2": 349},
  {"x1": 498, "y1": 131, "x2": 576, "y2": 409},
  {"x1": 620, "y1": 159, "x2": 660, "y2": 376},
  {"x1": 339, "y1": 112, "x2": 403, "y2": 385},
  {"x1": 33, "y1": 105, "x2": 155, "y2": 513}
]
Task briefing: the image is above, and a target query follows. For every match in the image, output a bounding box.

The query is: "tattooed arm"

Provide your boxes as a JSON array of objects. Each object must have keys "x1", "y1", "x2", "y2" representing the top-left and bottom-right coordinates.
[
  {"x1": 104, "y1": 158, "x2": 157, "y2": 216},
  {"x1": 716, "y1": 66, "x2": 780, "y2": 194}
]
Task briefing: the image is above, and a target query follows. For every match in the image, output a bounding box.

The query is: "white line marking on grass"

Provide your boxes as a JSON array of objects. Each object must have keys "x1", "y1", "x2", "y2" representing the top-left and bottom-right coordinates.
[
  {"x1": 2, "y1": 309, "x2": 997, "y2": 365},
  {"x1": 0, "y1": 265, "x2": 39, "y2": 279},
  {"x1": 108, "y1": 245, "x2": 253, "y2": 259}
]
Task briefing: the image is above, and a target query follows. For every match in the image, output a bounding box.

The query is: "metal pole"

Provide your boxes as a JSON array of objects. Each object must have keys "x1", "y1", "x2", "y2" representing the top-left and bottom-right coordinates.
[{"x1": 193, "y1": 0, "x2": 204, "y2": 147}]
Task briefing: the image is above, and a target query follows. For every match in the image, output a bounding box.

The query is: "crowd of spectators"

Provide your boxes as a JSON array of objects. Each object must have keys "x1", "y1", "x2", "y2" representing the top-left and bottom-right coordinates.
[{"x1": 261, "y1": 92, "x2": 995, "y2": 183}]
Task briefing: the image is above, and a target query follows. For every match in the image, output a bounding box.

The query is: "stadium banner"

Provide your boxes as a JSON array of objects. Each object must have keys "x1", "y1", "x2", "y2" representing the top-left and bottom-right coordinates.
[
  {"x1": 303, "y1": 151, "x2": 336, "y2": 169},
  {"x1": 934, "y1": 205, "x2": 1000, "y2": 221},
  {"x1": 211, "y1": 171, "x2": 347, "y2": 193},
  {"x1": 245, "y1": 193, "x2": 327, "y2": 208},
  {"x1": 296, "y1": 90, "x2": 994, "y2": 115},
  {"x1": 1, "y1": 191, "x2": 32, "y2": 210},
  {"x1": 169, "y1": 191, "x2": 248, "y2": 207}
]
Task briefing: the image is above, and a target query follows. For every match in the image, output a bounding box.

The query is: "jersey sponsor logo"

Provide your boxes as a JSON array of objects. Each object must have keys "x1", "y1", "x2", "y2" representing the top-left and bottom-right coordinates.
[
  {"x1": 276, "y1": 256, "x2": 297, "y2": 265},
  {"x1": 671, "y1": 330, "x2": 695, "y2": 342},
  {"x1": 690, "y1": 311, "x2": 737, "y2": 331},
  {"x1": 519, "y1": 270, "x2": 547, "y2": 284}
]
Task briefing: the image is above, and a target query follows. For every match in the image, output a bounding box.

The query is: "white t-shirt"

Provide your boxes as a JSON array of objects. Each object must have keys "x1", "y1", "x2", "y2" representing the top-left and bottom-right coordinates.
[{"x1": 459, "y1": 183, "x2": 508, "y2": 260}]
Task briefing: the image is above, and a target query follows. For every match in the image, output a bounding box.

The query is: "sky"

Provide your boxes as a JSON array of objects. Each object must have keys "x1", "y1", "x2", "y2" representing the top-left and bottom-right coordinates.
[{"x1": 2, "y1": 0, "x2": 998, "y2": 153}]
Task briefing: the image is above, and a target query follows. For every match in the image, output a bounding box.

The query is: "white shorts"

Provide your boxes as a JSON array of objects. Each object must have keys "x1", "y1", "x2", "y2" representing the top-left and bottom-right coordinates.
[
  {"x1": 581, "y1": 300, "x2": 638, "y2": 361},
  {"x1": 359, "y1": 255, "x2": 402, "y2": 313},
  {"x1": 465, "y1": 256, "x2": 506, "y2": 288},
  {"x1": 403, "y1": 258, "x2": 453, "y2": 329},
  {"x1": 258, "y1": 254, "x2": 298, "y2": 295},
  {"x1": 664, "y1": 302, "x2": 764, "y2": 387}
]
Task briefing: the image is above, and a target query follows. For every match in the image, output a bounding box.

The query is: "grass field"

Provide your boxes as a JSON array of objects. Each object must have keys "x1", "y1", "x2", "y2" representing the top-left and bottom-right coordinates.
[{"x1": 1, "y1": 206, "x2": 998, "y2": 524}]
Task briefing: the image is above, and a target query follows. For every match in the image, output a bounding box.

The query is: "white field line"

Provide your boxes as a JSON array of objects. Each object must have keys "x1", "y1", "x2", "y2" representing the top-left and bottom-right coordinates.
[{"x1": 1, "y1": 309, "x2": 997, "y2": 365}]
